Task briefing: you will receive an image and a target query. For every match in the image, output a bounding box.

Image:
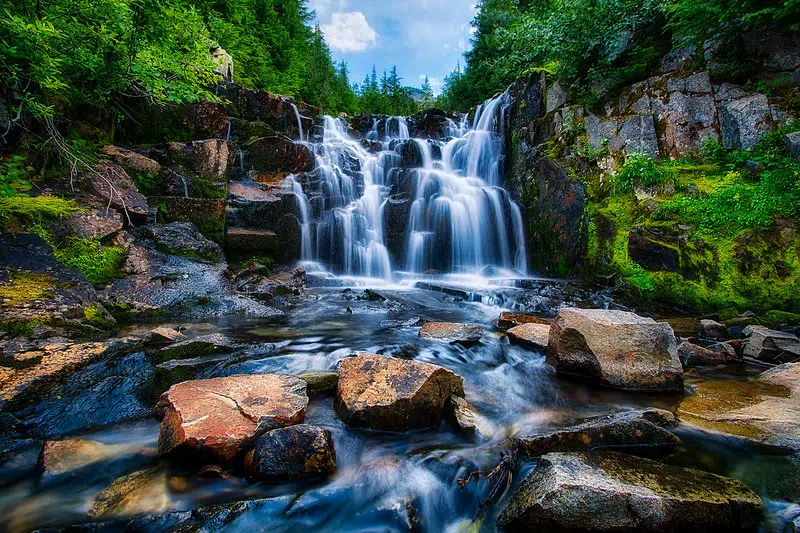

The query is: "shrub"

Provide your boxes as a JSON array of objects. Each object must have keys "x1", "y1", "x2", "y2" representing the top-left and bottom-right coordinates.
[{"x1": 612, "y1": 153, "x2": 677, "y2": 194}]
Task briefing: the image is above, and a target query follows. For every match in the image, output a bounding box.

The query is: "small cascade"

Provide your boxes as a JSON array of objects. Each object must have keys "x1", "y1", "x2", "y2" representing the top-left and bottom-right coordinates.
[
  {"x1": 290, "y1": 103, "x2": 305, "y2": 142},
  {"x1": 283, "y1": 90, "x2": 526, "y2": 280}
]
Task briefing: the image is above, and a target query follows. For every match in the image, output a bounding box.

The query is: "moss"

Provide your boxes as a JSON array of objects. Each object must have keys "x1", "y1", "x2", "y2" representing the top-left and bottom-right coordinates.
[
  {"x1": 53, "y1": 238, "x2": 127, "y2": 285},
  {"x1": 83, "y1": 304, "x2": 115, "y2": 329},
  {"x1": 0, "y1": 272, "x2": 63, "y2": 306},
  {"x1": 0, "y1": 317, "x2": 53, "y2": 336},
  {"x1": 0, "y1": 196, "x2": 84, "y2": 231}
]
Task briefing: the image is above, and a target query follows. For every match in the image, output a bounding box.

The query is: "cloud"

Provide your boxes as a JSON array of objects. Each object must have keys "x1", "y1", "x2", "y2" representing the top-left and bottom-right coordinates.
[
  {"x1": 320, "y1": 12, "x2": 378, "y2": 52},
  {"x1": 418, "y1": 74, "x2": 444, "y2": 96},
  {"x1": 309, "y1": 0, "x2": 348, "y2": 20}
]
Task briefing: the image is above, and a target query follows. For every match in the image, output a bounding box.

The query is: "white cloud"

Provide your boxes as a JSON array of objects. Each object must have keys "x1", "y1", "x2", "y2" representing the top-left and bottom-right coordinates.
[
  {"x1": 320, "y1": 12, "x2": 378, "y2": 52},
  {"x1": 309, "y1": 0, "x2": 348, "y2": 21}
]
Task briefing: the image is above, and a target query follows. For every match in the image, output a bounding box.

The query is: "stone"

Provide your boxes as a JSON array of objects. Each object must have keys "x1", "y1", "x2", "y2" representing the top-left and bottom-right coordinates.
[
  {"x1": 225, "y1": 227, "x2": 278, "y2": 254},
  {"x1": 89, "y1": 466, "x2": 169, "y2": 518},
  {"x1": 155, "y1": 374, "x2": 308, "y2": 461},
  {"x1": 678, "y1": 363, "x2": 800, "y2": 450},
  {"x1": 514, "y1": 408, "x2": 679, "y2": 457},
  {"x1": 628, "y1": 226, "x2": 680, "y2": 272},
  {"x1": 661, "y1": 317, "x2": 701, "y2": 338},
  {"x1": 148, "y1": 327, "x2": 185, "y2": 344},
  {"x1": 743, "y1": 325, "x2": 800, "y2": 363},
  {"x1": 143, "y1": 139, "x2": 232, "y2": 185},
  {"x1": 84, "y1": 163, "x2": 149, "y2": 224},
  {"x1": 144, "y1": 222, "x2": 224, "y2": 263},
  {"x1": 155, "y1": 333, "x2": 237, "y2": 363},
  {"x1": 700, "y1": 319, "x2": 729, "y2": 341},
  {"x1": 507, "y1": 323, "x2": 550, "y2": 350},
  {"x1": 244, "y1": 424, "x2": 336, "y2": 481},
  {"x1": 678, "y1": 341, "x2": 738, "y2": 367},
  {"x1": 0, "y1": 234, "x2": 117, "y2": 339},
  {"x1": 720, "y1": 94, "x2": 773, "y2": 150},
  {"x1": 445, "y1": 395, "x2": 493, "y2": 438},
  {"x1": 497, "y1": 311, "x2": 551, "y2": 330},
  {"x1": 610, "y1": 115, "x2": 659, "y2": 157},
  {"x1": 546, "y1": 82, "x2": 570, "y2": 113},
  {"x1": 102, "y1": 145, "x2": 161, "y2": 179},
  {"x1": 65, "y1": 209, "x2": 124, "y2": 240},
  {"x1": 152, "y1": 353, "x2": 233, "y2": 397},
  {"x1": 40, "y1": 439, "x2": 146, "y2": 479},
  {"x1": 335, "y1": 353, "x2": 464, "y2": 431},
  {"x1": 210, "y1": 45, "x2": 233, "y2": 82},
  {"x1": 247, "y1": 136, "x2": 315, "y2": 181},
  {"x1": 546, "y1": 308, "x2": 683, "y2": 392},
  {"x1": 145, "y1": 197, "x2": 227, "y2": 243},
  {"x1": 786, "y1": 131, "x2": 800, "y2": 161},
  {"x1": 298, "y1": 371, "x2": 339, "y2": 395},
  {"x1": 418, "y1": 322, "x2": 483, "y2": 345},
  {"x1": 497, "y1": 451, "x2": 763, "y2": 532}
]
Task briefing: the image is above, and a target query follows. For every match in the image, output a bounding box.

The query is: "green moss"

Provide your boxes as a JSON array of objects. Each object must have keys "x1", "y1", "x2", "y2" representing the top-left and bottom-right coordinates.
[
  {"x1": 0, "y1": 272, "x2": 62, "y2": 306},
  {"x1": 0, "y1": 196, "x2": 84, "y2": 231},
  {"x1": 0, "y1": 317, "x2": 53, "y2": 336},
  {"x1": 761, "y1": 310, "x2": 800, "y2": 327},
  {"x1": 83, "y1": 304, "x2": 115, "y2": 329},
  {"x1": 53, "y1": 238, "x2": 127, "y2": 285}
]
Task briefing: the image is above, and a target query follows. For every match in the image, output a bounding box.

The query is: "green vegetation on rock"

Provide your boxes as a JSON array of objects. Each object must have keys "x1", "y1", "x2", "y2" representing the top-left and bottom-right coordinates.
[{"x1": 52, "y1": 238, "x2": 126, "y2": 285}]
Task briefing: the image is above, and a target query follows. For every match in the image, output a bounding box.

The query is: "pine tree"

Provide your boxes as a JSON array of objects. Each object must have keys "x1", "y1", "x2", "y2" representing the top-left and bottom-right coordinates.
[{"x1": 420, "y1": 76, "x2": 434, "y2": 110}]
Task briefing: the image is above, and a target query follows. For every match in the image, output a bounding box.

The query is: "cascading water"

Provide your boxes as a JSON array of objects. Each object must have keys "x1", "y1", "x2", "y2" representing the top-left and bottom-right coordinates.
[{"x1": 289, "y1": 92, "x2": 527, "y2": 281}]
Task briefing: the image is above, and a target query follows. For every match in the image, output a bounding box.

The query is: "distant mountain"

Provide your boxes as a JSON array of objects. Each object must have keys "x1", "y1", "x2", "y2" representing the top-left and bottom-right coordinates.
[{"x1": 406, "y1": 87, "x2": 425, "y2": 103}]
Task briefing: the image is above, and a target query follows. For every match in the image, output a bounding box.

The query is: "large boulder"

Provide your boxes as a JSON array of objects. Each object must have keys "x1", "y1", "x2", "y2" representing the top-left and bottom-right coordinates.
[
  {"x1": 246, "y1": 136, "x2": 315, "y2": 182},
  {"x1": 742, "y1": 325, "x2": 800, "y2": 363},
  {"x1": 155, "y1": 374, "x2": 308, "y2": 461},
  {"x1": 678, "y1": 362, "x2": 800, "y2": 450},
  {"x1": 154, "y1": 333, "x2": 237, "y2": 363},
  {"x1": 497, "y1": 451, "x2": 763, "y2": 532},
  {"x1": 244, "y1": 424, "x2": 336, "y2": 481},
  {"x1": 335, "y1": 353, "x2": 465, "y2": 431},
  {"x1": 678, "y1": 341, "x2": 739, "y2": 367},
  {"x1": 497, "y1": 311, "x2": 551, "y2": 330},
  {"x1": 546, "y1": 308, "x2": 683, "y2": 392},
  {"x1": 514, "y1": 408, "x2": 679, "y2": 457},
  {"x1": 0, "y1": 234, "x2": 117, "y2": 339},
  {"x1": 418, "y1": 322, "x2": 483, "y2": 345}
]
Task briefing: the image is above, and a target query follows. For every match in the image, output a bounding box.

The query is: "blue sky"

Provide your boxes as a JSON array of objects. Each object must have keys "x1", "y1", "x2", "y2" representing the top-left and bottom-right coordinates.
[{"x1": 307, "y1": 0, "x2": 479, "y2": 95}]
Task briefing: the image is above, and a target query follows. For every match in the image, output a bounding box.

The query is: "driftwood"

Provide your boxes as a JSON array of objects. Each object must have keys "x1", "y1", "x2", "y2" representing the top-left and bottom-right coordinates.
[{"x1": 458, "y1": 447, "x2": 517, "y2": 521}]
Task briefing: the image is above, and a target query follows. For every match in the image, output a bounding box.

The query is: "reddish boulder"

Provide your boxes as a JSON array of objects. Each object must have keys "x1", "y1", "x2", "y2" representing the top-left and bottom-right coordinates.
[
  {"x1": 155, "y1": 374, "x2": 308, "y2": 461},
  {"x1": 507, "y1": 323, "x2": 550, "y2": 350},
  {"x1": 498, "y1": 311, "x2": 551, "y2": 330}
]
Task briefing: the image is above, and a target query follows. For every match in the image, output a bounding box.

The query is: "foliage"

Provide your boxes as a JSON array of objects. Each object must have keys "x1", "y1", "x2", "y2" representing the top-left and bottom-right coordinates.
[
  {"x1": 0, "y1": 155, "x2": 33, "y2": 198},
  {"x1": 356, "y1": 66, "x2": 420, "y2": 116},
  {"x1": 612, "y1": 153, "x2": 678, "y2": 194},
  {"x1": 52, "y1": 237, "x2": 126, "y2": 285}
]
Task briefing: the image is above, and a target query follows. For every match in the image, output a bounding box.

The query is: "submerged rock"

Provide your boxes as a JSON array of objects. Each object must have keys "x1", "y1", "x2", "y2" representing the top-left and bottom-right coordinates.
[
  {"x1": 678, "y1": 362, "x2": 800, "y2": 450},
  {"x1": 154, "y1": 333, "x2": 237, "y2": 363},
  {"x1": 497, "y1": 311, "x2": 551, "y2": 330},
  {"x1": 335, "y1": 353, "x2": 464, "y2": 431},
  {"x1": 546, "y1": 308, "x2": 683, "y2": 392},
  {"x1": 418, "y1": 322, "x2": 483, "y2": 345},
  {"x1": 155, "y1": 374, "x2": 308, "y2": 461},
  {"x1": 244, "y1": 424, "x2": 336, "y2": 481},
  {"x1": 507, "y1": 323, "x2": 550, "y2": 350},
  {"x1": 298, "y1": 371, "x2": 338, "y2": 395},
  {"x1": 445, "y1": 395, "x2": 493, "y2": 438},
  {"x1": 40, "y1": 438, "x2": 149, "y2": 480},
  {"x1": 743, "y1": 325, "x2": 800, "y2": 363},
  {"x1": 514, "y1": 408, "x2": 679, "y2": 457},
  {"x1": 88, "y1": 466, "x2": 169, "y2": 518},
  {"x1": 497, "y1": 451, "x2": 763, "y2": 532},
  {"x1": 678, "y1": 341, "x2": 739, "y2": 367}
]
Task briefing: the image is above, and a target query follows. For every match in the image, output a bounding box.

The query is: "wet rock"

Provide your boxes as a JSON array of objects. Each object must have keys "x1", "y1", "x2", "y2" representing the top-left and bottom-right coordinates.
[
  {"x1": 145, "y1": 196, "x2": 227, "y2": 243},
  {"x1": 153, "y1": 353, "x2": 233, "y2": 397},
  {"x1": 89, "y1": 466, "x2": 169, "y2": 518},
  {"x1": 84, "y1": 163, "x2": 149, "y2": 224},
  {"x1": 299, "y1": 371, "x2": 338, "y2": 395},
  {"x1": 244, "y1": 424, "x2": 336, "y2": 481},
  {"x1": 335, "y1": 353, "x2": 465, "y2": 431},
  {"x1": 678, "y1": 363, "x2": 800, "y2": 450},
  {"x1": 514, "y1": 408, "x2": 679, "y2": 457},
  {"x1": 700, "y1": 319, "x2": 729, "y2": 341},
  {"x1": 678, "y1": 341, "x2": 738, "y2": 367},
  {"x1": 226, "y1": 227, "x2": 278, "y2": 254},
  {"x1": 0, "y1": 234, "x2": 117, "y2": 339},
  {"x1": 720, "y1": 94, "x2": 773, "y2": 150},
  {"x1": 743, "y1": 325, "x2": 800, "y2": 363},
  {"x1": 786, "y1": 131, "x2": 800, "y2": 161},
  {"x1": 154, "y1": 333, "x2": 237, "y2": 363},
  {"x1": 497, "y1": 311, "x2": 551, "y2": 330},
  {"x1": 546, "y1": 308, "x2": 683, "y2": 392},
  {"x1": 662, "y1": 317, "x2": 701, "y2": 338},
  {"x1": 497, "y1": 451, "x2": 763, "y2": 532},
  {"x1": 418, "y1": 322, "x2": 483, "y2": 345},
  {"x1": 144, "y1": 222, "x2": 224, "y2": 263},
  {"x1": 507, "y1": 323, "x2": 550, "y2": 350},
  {"x1": 147, "y1": 327, "x2": 185, "y2": 345},
  {"x1": 155, "y1": 374, "x2": 308, "y2": 461},
  {"x1": 445, "y1": 395, "x2": 493, "y2": 438},
  {"x1": 247, "y1": 136, "x2": 315, "y2": 181},
  {"x1": 40, "y1": 439, "x2": 148, "y2": 480}
]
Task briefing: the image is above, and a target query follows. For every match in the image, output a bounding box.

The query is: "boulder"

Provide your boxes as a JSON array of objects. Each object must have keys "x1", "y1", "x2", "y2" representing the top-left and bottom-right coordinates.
[
  {"x1": 699, "y1": 319, "x2": 729, "y2": 341},
  {"x1": 786, "y1": 131, "x2": 800, "y2": 161},
  {"x1": 497, "y1": 451, "x2": 763, "y2": 532},
  {"x1": 720, "y1": 94, "x2": 773, "y2": 150},
  {"x1": 298, "y1": 371, "x2": 338, "y2": 395},
  {"x1": 148, "y1": 327, "x2": 185, "y2": 345},
  {"x1": 546, "y1": 308, "x2": 683, "y2": 392},
  {"x1": 247, "y1": 136, "x2": 315, "y2": 181},
  {"x1": 145, "y1": 197, "x2": 227, "y2": 243},
  {"x1": 244, "y1": 424, "x2": 336, "y2": 481},
  {"x1": 678, "y1": 341, "x2": 738, "y2": 367},
  {"x1": 418, "y1": 322, "x2": 483, "y2": 345},
  {"x1": 155, "y1": 333, "x2": 237, "y2": 362},
  {"x1": 445, "y1": 395, "x2": 493, "y2": 438},
  {"x1": 546, "y1": 82, "x2": 570, "y2": 114},
  {"x1": 507, "y1": 323, "x2": 550, "y2": 350},
  {"x1": 143, "y1": 222, "x2": 224, "y2": 263},
  {"x1": 84, "y1": 163, "x2": 149, "y2": 224},
  {"x1": 210, "y1": 45, "x2": 233, "y2": 82},
  {"x1": 40, "y1": 438, "x2": 145, "y2": 479},
  {"x1": 514, "y1": 408, "x2": 679, "y2": 457},
  {"x1": 678, "y1": 363, "x2": 800, "y2": 450},
  {"x1": 88, "y1": 466, "x2": 169, "y2": 518},
  {"x1": 155, "y1": 374, "x2": 308, "y2": 461},
  {"x1": 335, "y1": 353, "x2": 464, "y2": 431},
  {"x1": 742, "y1": 325, "x2": 800, "y2": 363},
  {"x1": 497, "y1": 311, "x2": 551, "y2": 330},
  {"x1": 65, "y1": 209, "x2": 124, "y2": 240},
  {"x1": 225, "y1": 227, "x2": 278, "y2": 254},
  {"x1": 102, "y1": 145, "x2": 161, "y2": 180}
]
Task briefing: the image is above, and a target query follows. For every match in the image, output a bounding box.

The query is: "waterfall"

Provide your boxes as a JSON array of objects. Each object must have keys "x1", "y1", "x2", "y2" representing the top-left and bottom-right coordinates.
[
  {"x1": 290, "y1": 103, "x2": 305, "y2": 142},
  {"x1": 285, "y1": 95, "x2": 527, "y2": 280}
]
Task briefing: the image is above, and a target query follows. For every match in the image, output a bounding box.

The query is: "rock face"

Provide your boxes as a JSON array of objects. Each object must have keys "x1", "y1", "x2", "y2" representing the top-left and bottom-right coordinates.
[
  {"x1": 507, "y1": 323, "x2": 550, "y2": 350},
  {"x1": 155, "y1": 374, "x2": 308, "y2": 461},
  {"x1": 245, "y1": 425, "x2": 336, "y2": 481},
  {"x1": 84, "y1": 164, "x2": 149, "y2": 224},
  {"x1": 678, "y1": 362, "x2": 800, "y2": 450},
  {"x1": 144, "y1": 222, "x2": 224, "y2": 263},
  {"x1": 515, "y1": 408, "x2": 679, "y2": 457},
  {"x1": 546, "y1": 308, "x2": 683, "y2": 392},
  {"x1": 720, "y1": 94, "x2": 773, "y2": 150},
  {"x1": 335, "y1": 353, "x2": 465, "y2": 431},
  {"x1": 497, "y1": 451, "x2": 763, "y2": 532},
  {"x1": 497, "y1": 311, "x2": 551, "y2": 330},
  {"x1": 743, "y1": 325, "x2": 800, "y2": 363},
  {"x1": 418, "y1": 322, "x2": 483, "y2": 345}
]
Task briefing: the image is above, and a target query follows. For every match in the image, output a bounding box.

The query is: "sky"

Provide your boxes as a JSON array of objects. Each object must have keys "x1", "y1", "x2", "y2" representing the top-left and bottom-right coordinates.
[{"x1": 307, "y1": 0, "x2": 479, "y2": 95}]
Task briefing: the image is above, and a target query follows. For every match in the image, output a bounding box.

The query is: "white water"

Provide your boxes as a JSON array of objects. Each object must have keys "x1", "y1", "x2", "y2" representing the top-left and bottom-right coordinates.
[
  {"x1": 290, "y1": 103, "x2": 305, "y2": 142},
  {"x1": 288, "y1": 93, "x2": 527, "y2": 281}
]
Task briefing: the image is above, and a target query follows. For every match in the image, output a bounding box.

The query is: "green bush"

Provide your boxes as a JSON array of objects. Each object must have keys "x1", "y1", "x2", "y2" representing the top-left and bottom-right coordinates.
[
  {"x1": 53, "y1": 237, "x2": 126, "y2": 285},
  {"x1": 613, "y1": 153, "x2": 678, "y2": 194},
  {"x1": 0, "y1": 156, "x2": 32, "y2": 198}
]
